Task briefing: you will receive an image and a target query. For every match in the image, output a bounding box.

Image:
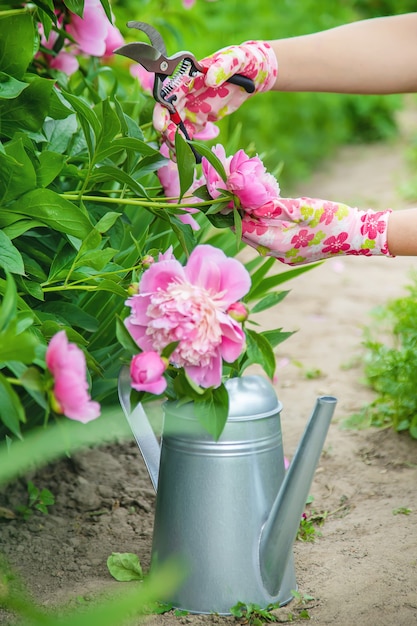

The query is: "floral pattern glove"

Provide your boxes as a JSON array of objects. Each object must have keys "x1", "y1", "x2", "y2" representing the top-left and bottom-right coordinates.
[
  {"x1": 240, "y1": 197, "x2": 392, "y2": 266},
  {"x1": 153, "y1": 40, "x2": 278, "y2": 148}
]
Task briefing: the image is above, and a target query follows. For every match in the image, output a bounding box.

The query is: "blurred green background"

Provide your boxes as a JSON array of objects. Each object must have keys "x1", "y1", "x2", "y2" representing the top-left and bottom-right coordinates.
[{"x1": 113, "y1": 0, "x2": 416, "y2": 188}]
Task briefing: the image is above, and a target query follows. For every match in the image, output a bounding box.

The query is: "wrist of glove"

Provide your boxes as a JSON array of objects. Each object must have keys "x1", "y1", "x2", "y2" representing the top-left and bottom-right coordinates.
[
  {"x1": 153, "y1": 40, "x2": 277, "y2": 149},
  {"x1": 240, "y1": 197, "x2": 392, "y2": 266}
]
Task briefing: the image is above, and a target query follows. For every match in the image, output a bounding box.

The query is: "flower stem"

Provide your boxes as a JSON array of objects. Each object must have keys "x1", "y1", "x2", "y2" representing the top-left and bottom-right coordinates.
[{"x1": 59, "y1": 193, "x2": 220, "y2": 210}]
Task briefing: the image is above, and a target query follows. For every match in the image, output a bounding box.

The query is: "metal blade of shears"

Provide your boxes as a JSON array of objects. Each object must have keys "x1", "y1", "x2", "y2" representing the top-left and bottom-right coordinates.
[
  {"x1": 114, "y1": 41, "x2": 166, "y2": 72},
  {"x1": 126, "y1": 20, "x2": 167, "y2": 55}
]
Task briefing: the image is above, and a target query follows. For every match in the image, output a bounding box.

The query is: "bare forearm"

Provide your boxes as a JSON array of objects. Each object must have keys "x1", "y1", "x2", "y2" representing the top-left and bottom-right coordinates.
[
  {"x1": 386, "y1": 209, "x2": 417, "y2": 256},
  {"x1": 269, "y1": 13, "x2": 417, "y2": 94}
]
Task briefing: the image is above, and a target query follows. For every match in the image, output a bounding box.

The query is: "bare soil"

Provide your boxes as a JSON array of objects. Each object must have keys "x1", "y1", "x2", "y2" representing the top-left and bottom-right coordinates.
[{"x1": 1, "y1": 105, "x2": 417, "y2": 626}]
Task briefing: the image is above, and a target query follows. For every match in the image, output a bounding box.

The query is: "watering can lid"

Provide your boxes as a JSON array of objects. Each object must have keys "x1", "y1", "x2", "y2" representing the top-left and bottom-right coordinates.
[{"x1": 225, "y1": 375, "x2": 282, "y2": 419}]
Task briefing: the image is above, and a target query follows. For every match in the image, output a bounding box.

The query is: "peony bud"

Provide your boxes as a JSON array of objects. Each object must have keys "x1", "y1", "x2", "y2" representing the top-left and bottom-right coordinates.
[
  {"x1": 127, "y1": 282, "x2": 139, "y2": 296},
  {"x1": 130, "y1": 352, "x2": 167, "y2": 395},
  {"x1": 227, "y1": 302, "x2": 248, "y2": 323},
  {"x1": 141, "y1": 255, "x2": 154, "y2": 269}
]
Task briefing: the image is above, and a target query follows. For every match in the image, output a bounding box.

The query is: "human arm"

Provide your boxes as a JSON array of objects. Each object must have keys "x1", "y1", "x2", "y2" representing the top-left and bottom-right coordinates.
[
  {"x1": 270, "y1": 13, "x2": 417, "y2": 94},
  {"x1": 386, "y1": 208, "x2": 417, "y2": 256}
]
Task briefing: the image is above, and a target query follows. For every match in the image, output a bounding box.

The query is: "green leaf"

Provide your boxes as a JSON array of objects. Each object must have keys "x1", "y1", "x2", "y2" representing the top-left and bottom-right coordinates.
[
  {"x1": 175, "y1": 132, "x2": 195, "y2": 200},
  {"x1": 0, "y1": 76, "x2": 54, "y2": 136},
  {"x1": 0, "y1": 231, "x2": 24, "y2": 275},
  {"x1": 89, "y1": 165, "x2": 148, "y2": 198},
  {"x1": 247, "y1": 262, "x2": 321, "y2": 301},
  {"x1": 0, "y1": 137, "x2": 37, "y2": 203},
  {"x1": 193, "y1": 384, "x2": 229, "y2": 440},
  {"x1": 115, "y1": 316, "x2": 139, "y2": 355},
  {"x1": 14, "y1": 189, "x2": 93, "y2": 239},
  {"x1": 248, "y1": 256, "x2": 276, "y2": 287},
  {"x1": 98, "y1": 0, "x2": 112, "y2": 21},
  {"x1": 161, "y1": 341, "x2": 180, "y2": 360},
  {"x1": 0, "y1": 272, "x2": 17, "y2": 332},
  {"x1": 47, "y1": 87, "x2": 74, "y2": 121},
  {"x1": 36, "y1": 151, "x2": 66, "y2": 187},
  {"x1": 95, "y1": 137, "x2": 159, "y2": 162},
  {"x1": 244, "y1": 329, "x2": 276, "y2": 379},
  {"x1": 167, "y1": 215, "x2": 197, "y2": 257},
  {"x1": 94, "y1": 98, "x2": 122, "y2": 161},
  {"x1": 188, "y1": 140, "x2": 227, "y2": 181},
  {"x1": 62, "y1": 91, "x2": 101, "y2": 157},
  {"x1": 95, "y1": 212, "x2": 121, "y2": 234},
  {"x1": 92, "y1": 279, "x2": 127, "y2": 298},
  {"x1": 0, "y1": 372, "x2": 26, "y2": 438},
  {"x1": 205, "y1": 209, "x2": 235, "y2": 228},
  {"x1": 0, "y1": 328, "x2": 38, "y2": 363},
  {"x1": 251, "y1": 291, "x2": 290, "y2": 313},
  {"x1": 62, "y1": 0, "x2": 84, "y2": 17},
  {"x1": 233, "y1": 207, "x2": 242, "y2": 249},
  {"x1": 2, "y1": 219, "x2": 44, "y2": 239},
  {"x1": 107, "y1": 552, "x2": 143, "y2": 582},
  {"x1": 0, "y1": 13, "x2": 34, "y2": 78},
  {"x1": 0, "y1": 72, "x2": 29, "y2": 99},
  {"x1": 43, "y1": 115, "x2": 78, "y2": 154},
  {"x1": 262, "y1": 328, "x2": 295, "y2": 348},
  {"x1": 41, "y1": 302, "x2": 99, "y2": 332}
]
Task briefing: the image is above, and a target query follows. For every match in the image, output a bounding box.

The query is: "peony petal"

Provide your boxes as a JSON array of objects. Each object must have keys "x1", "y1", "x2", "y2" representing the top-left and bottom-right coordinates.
[
  {"x1": 139, "y1": 259, "x2": 185, "y2": 293},
  {"x1": 186, "y1": 350, "x2": 222, "y2": 388},
  {"x1": 219, "y1": 316, "x2": 246, "y2": 362}
]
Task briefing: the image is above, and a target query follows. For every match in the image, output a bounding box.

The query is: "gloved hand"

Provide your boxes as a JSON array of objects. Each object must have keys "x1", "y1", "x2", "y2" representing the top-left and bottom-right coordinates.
[
  {"x1": 239, "y1": 196, "x2": 392, "y2": 265},
  {"x1": 153, "y1": 40, "x2": 278, "y2": 149}
]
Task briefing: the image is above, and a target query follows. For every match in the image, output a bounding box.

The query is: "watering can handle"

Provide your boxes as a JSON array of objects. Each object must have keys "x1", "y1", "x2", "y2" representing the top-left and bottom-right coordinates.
[{"x1": 117, "y1": 365, "x2": 160, "y2": 492}]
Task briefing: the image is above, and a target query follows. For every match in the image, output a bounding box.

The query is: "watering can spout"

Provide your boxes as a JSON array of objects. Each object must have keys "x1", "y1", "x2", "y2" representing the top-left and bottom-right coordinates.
[
  {"x1": 259, "y1": 395, "x2": 337, "y2": 597},
  {"x1": 118, "y1": 366, "x2": 160, "y2": 491}
]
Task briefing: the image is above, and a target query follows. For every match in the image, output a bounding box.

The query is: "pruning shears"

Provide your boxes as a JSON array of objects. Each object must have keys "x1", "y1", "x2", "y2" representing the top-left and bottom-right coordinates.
[{"x1": 114, "y1": 22, "x2": 255, "y2": 161}]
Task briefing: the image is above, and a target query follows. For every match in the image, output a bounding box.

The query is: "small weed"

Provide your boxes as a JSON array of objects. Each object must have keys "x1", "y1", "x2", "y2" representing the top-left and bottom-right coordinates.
[
  {"x1": 392, "y1": 507, "x2": 412, "y2": 516},
  {"x1": 230, "y1": 600, "x2": 281, "y2": 624},
  {"x1": 296, "y1": 496, "x2": 326, "y2": 542},
  {"x1": 303, "y1": 368, "x2": 323, "y2": 380},
  {"x1": 291, "y1": 360, "x2": 324, "y2": 381},
  {"x1": 297, "y1": 495, "x2": 351, "y2": 542},
  {"x1": 15, "y1": 481, "x2": 55, "y2": 520},
  {"x1": 231, "y1": 592, "x2": 316, "y2": 624}
]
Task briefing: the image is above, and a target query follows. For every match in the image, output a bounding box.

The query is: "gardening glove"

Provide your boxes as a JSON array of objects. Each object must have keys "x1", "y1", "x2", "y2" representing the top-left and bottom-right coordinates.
[
  {"x1": 153, "y1": 40, "x2": 278, "y2": 150},
  {"x1": 239, "y1": 196, "x2": 392, "y2": 265}
]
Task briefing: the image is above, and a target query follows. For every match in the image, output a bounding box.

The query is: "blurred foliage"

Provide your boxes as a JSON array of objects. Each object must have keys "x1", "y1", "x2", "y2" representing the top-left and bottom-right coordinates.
[
  {"x1": 353, "y1": 0, "x2": 417, "y2": 17},
  {"x1": 114, "y1": 0, "x2": 405, "y2": 187}
]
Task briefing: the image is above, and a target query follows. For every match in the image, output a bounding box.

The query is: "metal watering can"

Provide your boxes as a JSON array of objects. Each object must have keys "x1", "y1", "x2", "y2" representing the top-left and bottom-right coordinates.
[{"x1": 118, "y1": 367, "x2": 337, "y2": 615}]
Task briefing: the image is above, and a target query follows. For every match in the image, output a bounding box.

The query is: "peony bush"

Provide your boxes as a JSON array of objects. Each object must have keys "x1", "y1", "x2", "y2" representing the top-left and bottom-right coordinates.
[{"x1": 0, "y1": 0, "x2": 316, "y2": 442}]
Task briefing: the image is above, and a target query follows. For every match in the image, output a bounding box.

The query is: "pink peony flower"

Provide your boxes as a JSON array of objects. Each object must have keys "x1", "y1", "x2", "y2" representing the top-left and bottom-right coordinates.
[
  {"x1": 227, "y1": 149, "x2": 280, "y2": 210},
  {"x1": 66, "y1": 0, "x2": 111, "y2": 57},
  {"x1": 130, "y1": 64, "x2": 155, "y2": 95},
  {"x1": 38, "y1": 1, "x2": 123, "y2": 75},
  {"x1": 201, "y1": 144, "x2": 230, "y2": 201},
  {"x1": 104, "y1": 22, "x2": 124, "y2": 57},
  {"x1": 50, "y1": 50, "x2": 80, "y2": 75},
  {"x1": 46, "y1": 331, "x2": 100, "y2": 423},
  {"x1": 130, "y1": 352, "x2": 167, "y2": 394},
  {"x1": 202, "y1": 144, "x2": 280, "y2": 212},
  {"x1": 124, "y1": 245, "x2": 251, "y2": 388}
]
